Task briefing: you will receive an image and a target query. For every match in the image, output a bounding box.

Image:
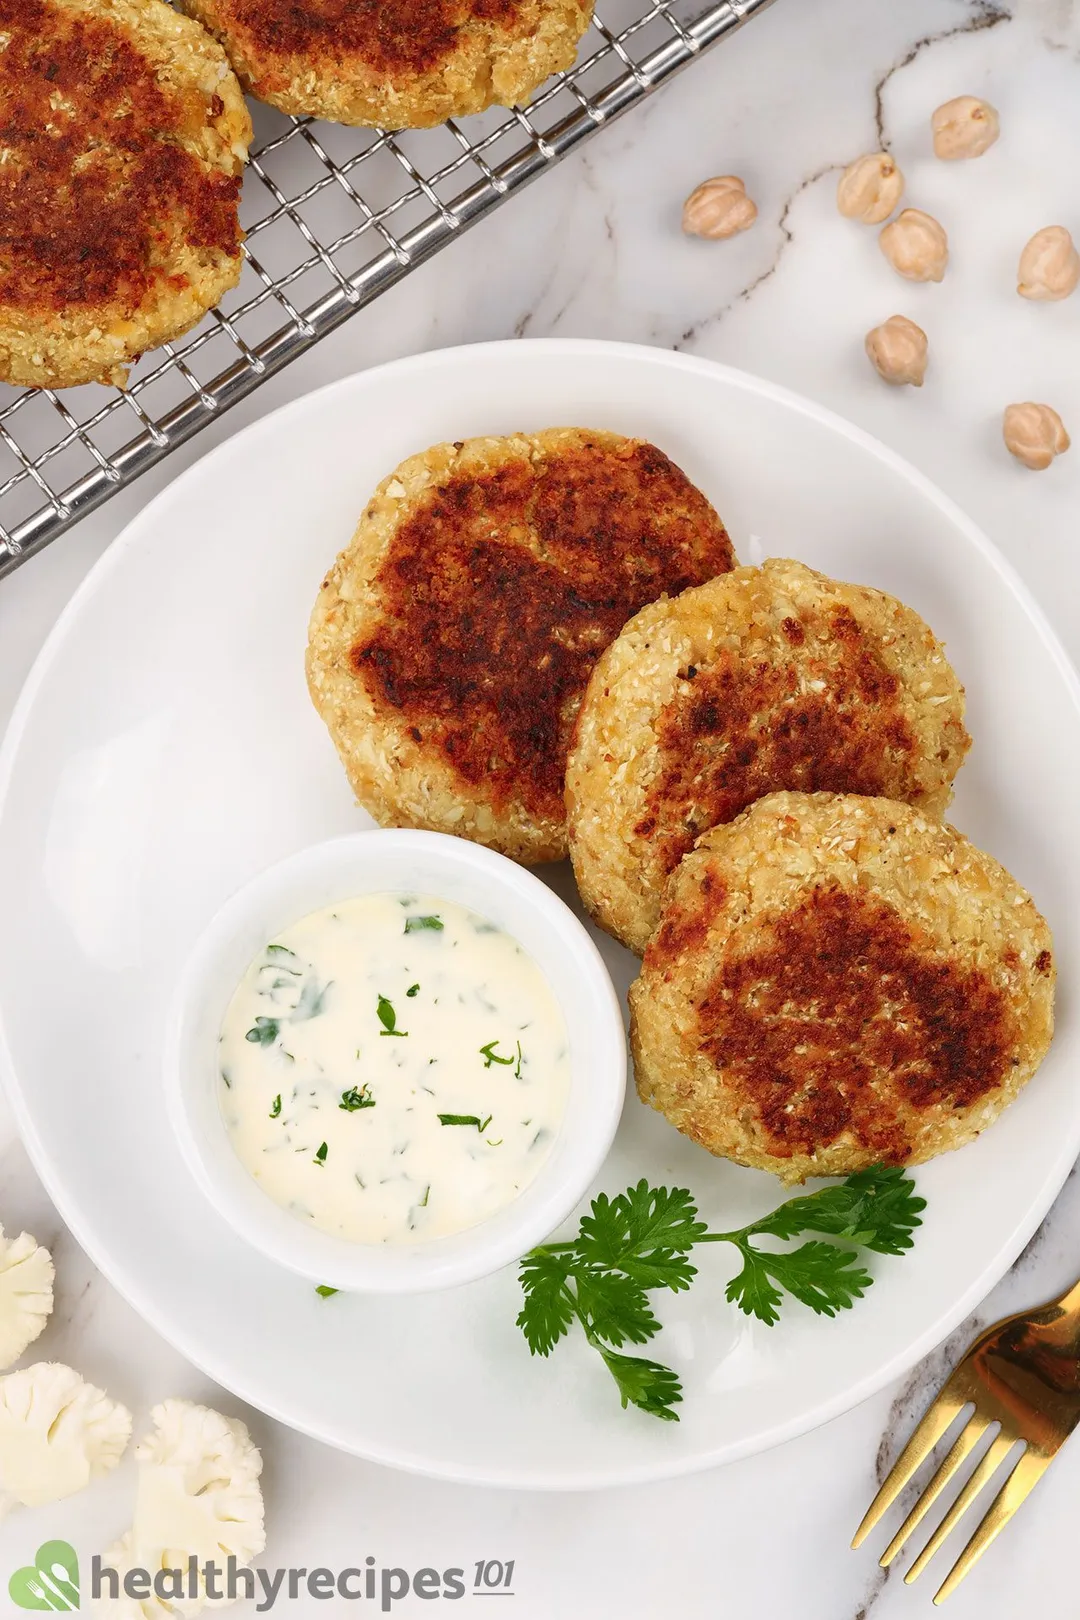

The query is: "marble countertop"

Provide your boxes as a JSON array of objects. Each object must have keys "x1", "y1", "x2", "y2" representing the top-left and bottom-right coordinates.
[{"x1": 3, "y1": 0, "x2": 1080, "y2": 1613}]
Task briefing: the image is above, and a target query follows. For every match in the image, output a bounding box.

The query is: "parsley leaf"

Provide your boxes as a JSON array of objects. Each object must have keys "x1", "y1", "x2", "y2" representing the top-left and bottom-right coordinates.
[
  {"x1": 725, "y1": 1240, "x2": 872, "y2": 1325},
  {"x1": 315, "y1": 1285, "x2": 338, "y2": 1299},
  {"x1": 574, "y1": 1270, "x2": 661, "y2": 1348},
  {"x1": 438, "y1": 1113, "x2": 492, "y2": 1131},
  {"x1": 577, "y1": 1182, "x2": 707, "y2": 1289},
  {"x1": 741, "y1": 1164, "x2": 926, "y2": 1256},
  {"x1": 314, "y1": 1142, "x2": 328, "y2": 1166},
  {"x1": 340, "y1": 1086, "x2": 375, "y2": 1112},
  {"x1": 516, "y1": 1251, "x2": 575, "y2": 1355},
  {"x1": 723, "y1": 1248, "x2": 784, "y2": 1326},
  {"x1": 515, "y1": 1166, "x2": 923, "y2": 1423},
  {"x1": 377, "y1": 995, "x2": 407, "y2": 1036},
  {"x1": 294, "y1": 977, "x2": 330, "y2": 1021},
  {"x1": 245, "y1": 1016, "x2": 279, "y2": 1046},
  {"x1": 479, "y1": 1040, "x2": 515, "y2": 1068},
  {"x1": 404, "y1": 915, "x2": 444, "y2": 933},
  {"x1": 598, "y1": 1350, "x2": 683, "y2": 1422}
]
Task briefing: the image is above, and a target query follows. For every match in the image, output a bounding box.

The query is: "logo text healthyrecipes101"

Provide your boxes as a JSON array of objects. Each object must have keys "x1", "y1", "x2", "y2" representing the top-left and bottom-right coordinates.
[{"x1": 10, "y1": 1545, "x2": 518, "y2": 1613}]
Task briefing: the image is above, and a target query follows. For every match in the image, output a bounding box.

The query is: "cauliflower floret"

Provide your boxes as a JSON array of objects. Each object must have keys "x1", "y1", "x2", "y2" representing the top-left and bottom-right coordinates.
[
  {"x1": 0, "y1": 1362, "x2": 131, "y2": 1515},
  {"x1": 0, "y1": 1227, "x2": 54, "y2": 1368},
  {"x1": 97, "y1": 1400, "x2": 265, "y2": 1619}
]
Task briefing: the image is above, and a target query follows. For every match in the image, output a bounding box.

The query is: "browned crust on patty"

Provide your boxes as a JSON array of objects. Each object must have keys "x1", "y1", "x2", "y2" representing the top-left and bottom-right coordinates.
[
  {"x1": 690, "y1": 883, "x2": 1016, "y2": 1163},
  {"x1": 0, "y1": 0, "x2": 251, "y2": 388},
  {"x1": 181, "y1": 0, "x2": 594, "y2": 128},
  {"x1": 306, "y1": 428, "x2": 736, "y2": 863},
  {"x1": 567, "y1": 560, "x2": 971, "y2": 953},
  {"x1": 629, "y1": 792, "x2": 1055, "y2": 1183},
  {"x1": 202, "y1": 0, "x2": 526, "y2": 75}
]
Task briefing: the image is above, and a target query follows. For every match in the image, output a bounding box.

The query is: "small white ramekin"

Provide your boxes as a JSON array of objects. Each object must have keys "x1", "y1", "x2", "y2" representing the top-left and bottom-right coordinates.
[{"x1": 164, "y1": 829, "x2": 626, "y2": 1293}]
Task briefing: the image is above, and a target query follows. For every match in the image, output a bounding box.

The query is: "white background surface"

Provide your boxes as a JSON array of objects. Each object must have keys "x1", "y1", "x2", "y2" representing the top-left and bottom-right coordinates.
[{"x1": 3, "y1": 0, "x2": 1080, "y2": 1614}]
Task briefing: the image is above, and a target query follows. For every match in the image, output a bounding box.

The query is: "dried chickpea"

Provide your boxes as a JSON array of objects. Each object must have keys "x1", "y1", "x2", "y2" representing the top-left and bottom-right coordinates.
[
  {"x1": 1003, "y1": 403, "x2": 1070, "y2": 470},
  {"x1": 932, "y1": 96, "x2": 1000, "y2": 160},
  {"x1": 865, "y1": 316, "x2": 928, "y2": 387},
  {"x1": 879, "y1": 209, "x2": 949, "y2": 283},
  {"x1": 1018, "y1": 227, "x2": 1080, "y2": 302},
  {"x1": 837, "y1": 153, "x2": 904, "y2": 224},
  {"x1": 682, "y1": 176, "x2": 757, "y2": 240}
]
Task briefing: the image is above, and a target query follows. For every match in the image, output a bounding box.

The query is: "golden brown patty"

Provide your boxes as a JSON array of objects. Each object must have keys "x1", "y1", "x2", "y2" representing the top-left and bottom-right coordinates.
[
  {"x1": 306, "y1": 428, "x2": 736, "y2": 863},
  {"x1": 629, "y1": 792, "x2": 1054, "y2": 1184},
  {"x1": 180, "y1": 0, "x2": 594, "y2": 128},
  {"x1": 567, "y1": 560, "x2": 971, "y2": 953},
  {"x1": 0, "y1": 0, "x2": 251, "y2": 389}
]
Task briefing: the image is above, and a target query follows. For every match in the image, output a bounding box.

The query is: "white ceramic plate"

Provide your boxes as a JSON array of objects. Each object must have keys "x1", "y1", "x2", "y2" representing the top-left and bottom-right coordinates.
[{"x1": 2, "y1": 340, "x2": 1079, "y2": 1490}]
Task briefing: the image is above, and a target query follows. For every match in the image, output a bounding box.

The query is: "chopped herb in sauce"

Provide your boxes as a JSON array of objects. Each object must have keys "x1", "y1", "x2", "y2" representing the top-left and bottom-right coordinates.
[
  {"x1": 438, "y1": 1113, "x2": 493, "y2": 1132},
  {"x1": 220, "y1": 892, "x2": 569, "y2": 1247},
  {"x1": 315, "y1": 1284, "x2": 338, "y2": 1298},
  {"x1": 294, "y1": 977, "x2": 330, "y2": 1020},
  {"x1": 245, "y1": 1016, "x2": 279, "y2": 1046},
  {"x1": 377, "y1": 995, "x2": 407, "y2": 1037},
  {"x1": 340, "y1": 1085, "x2": 376, "y2": 1112}
]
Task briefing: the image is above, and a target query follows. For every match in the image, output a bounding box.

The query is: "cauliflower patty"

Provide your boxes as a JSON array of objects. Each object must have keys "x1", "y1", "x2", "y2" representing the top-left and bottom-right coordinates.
[
  {"x1": 567, "y1": 559, "x2": 971, "y2": 953},
  {"x1": 0, "y1": 0, "x2": 251, "y2": 389},
  {"x1": 307, "y1": 428, "x2": 736, "y2": 864},
  {"x1": 629, "y1": 792, "x2": 1055, "y2": 1184},
  {"x1": 179, "y1": 0, "x2": 594, "y2": 128}
]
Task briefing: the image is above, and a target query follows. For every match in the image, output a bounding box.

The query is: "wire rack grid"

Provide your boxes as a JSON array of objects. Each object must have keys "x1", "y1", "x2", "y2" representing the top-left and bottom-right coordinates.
[{"x1": 0, "y1": 0, "x2": 776, "y2": 579}]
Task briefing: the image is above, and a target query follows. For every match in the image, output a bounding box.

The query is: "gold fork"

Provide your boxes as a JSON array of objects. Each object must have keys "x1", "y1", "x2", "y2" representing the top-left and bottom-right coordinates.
[{"x1": 852, "y1": 1276, "x2": 1080, "y2": 1603}]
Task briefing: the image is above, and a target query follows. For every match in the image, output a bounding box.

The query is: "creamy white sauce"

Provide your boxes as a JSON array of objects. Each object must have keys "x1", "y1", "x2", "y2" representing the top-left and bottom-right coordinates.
[{"x1": 218, "y1": 892, "x2": 571, "y2": 1244}]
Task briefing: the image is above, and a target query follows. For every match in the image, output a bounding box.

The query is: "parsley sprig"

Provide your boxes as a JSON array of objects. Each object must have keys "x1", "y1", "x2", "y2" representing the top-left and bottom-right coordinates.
[{"x1": 516, "y1": 1166, "x2": 924, "y2": 1422}]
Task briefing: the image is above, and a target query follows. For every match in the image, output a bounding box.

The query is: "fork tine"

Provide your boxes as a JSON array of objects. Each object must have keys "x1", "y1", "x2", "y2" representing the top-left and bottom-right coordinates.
[
  {"x1": 932, "y1": 1448, "x2": 1051, "y2": 1605},
  {"x1": 879, "y1": 1414, "x2": 993, "y2": 1567},
  {"x1": 852, "y1": 1382, "x2": 969, "y2": 1549},
  {"x1": 904, "y1": 1431, "x2": 1019, "y2": 1582}
]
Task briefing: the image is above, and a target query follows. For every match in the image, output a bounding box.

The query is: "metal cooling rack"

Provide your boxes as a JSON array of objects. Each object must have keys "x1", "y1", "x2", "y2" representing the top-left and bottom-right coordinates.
[{"x1": 0, "y1": 0, "x2": 775, "y2": 578}]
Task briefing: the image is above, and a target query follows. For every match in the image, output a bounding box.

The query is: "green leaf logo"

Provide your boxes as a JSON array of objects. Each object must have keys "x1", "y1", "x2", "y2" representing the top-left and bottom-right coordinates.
[{"x1": 9, "y1": 1541, "x2": 80, "y2": 1610}]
